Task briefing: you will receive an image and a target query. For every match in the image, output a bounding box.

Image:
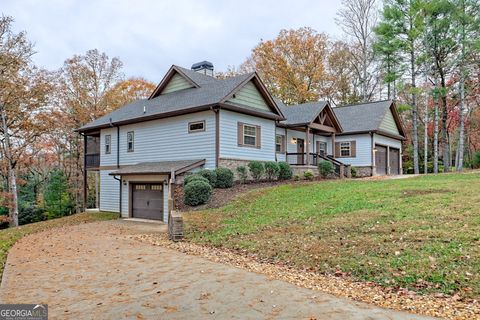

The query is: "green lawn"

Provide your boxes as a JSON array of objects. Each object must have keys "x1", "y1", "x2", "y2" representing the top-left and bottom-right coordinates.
[
  {"x1": 0, "y1": 211, "x2": 118, "y2": 279},
  {"x1": 185, "y1": 172, "x2": 480, "y2": 298}
]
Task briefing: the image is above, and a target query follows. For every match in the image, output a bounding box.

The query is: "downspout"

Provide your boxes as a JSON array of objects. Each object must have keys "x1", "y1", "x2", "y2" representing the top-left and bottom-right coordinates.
[
  {"x1": 116, "y1": 126, "x2": 121, "y2": 215},
  {"x1": 211, "y1": 106, "x2": 220, "y2": 168},
  {"x1": 370, "y1": 132, "x2": 375, "y2": 176}
]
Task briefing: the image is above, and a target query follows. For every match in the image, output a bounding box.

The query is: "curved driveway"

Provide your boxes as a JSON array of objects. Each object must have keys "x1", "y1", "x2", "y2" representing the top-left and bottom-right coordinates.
[{"x1": 0, "y1": 220, "x2": 434, "y2": 319}]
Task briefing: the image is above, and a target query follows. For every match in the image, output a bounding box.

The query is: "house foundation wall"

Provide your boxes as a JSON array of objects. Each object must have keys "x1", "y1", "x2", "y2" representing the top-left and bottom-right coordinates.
[{"x1": 353, "y1": 166, "x2": 373, "y2": 177}]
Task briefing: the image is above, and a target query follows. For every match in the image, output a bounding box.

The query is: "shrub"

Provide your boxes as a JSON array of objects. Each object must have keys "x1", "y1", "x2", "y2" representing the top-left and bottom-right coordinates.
[
  {"x1": 318, "y1": 161, "x2": 334, "y2": 178},
  {"x1": 19, "y1": 205, "x2": 45, "y2": 225},
  {"x1": 278, "y1": 162, "x2": 293, "y2": 180},
  {"x1": 350, "y1": 166, "x2": 357, "y2": 178},
  {"x1": 43, "y1": 169, "x2": 74, "y2": 219},
  {"x1": 264, "y1": 161, "x2": 280, "y2": 181},
  {"x1": 303, "y1": 170, "x2": 314, "y2": 181},
  {"x1": 197, "y1": 169, "x2": 217, "y2": 186},
  {"x1": 236, "y1": 166, "x2": 248, "y2": 184},
  {"x1": 474, "y1": 151, "x2": 480, "y2": 168},
  {"x1": 215, "y1": 167, "x2": 234, "y2": 188},
  {"x1": 293, "y1": 174, "x2": 300, "y2": 181},
  {"x1": 183, "y1": 174, "x2": 209, "y2": 187},
  {"x1": 184, "y1": 180, "x2": 212, "y2": 206},
  {"x1": 0, "y1": 215, "x2": 10, "y2": 229},
  {"x1": 248, "y1": 161, "x2": 264, "y2": 182}
]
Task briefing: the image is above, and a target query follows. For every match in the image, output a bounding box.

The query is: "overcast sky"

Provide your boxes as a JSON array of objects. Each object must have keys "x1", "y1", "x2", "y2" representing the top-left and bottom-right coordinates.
[{"x1": 3, "y1": 0, "x2": 344, "y2": 82}]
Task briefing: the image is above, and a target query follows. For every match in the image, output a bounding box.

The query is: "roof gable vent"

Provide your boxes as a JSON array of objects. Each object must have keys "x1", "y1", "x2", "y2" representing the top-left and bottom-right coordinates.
[{"x1": 191, "y1": 61, "x2": 214, "y2": 76}]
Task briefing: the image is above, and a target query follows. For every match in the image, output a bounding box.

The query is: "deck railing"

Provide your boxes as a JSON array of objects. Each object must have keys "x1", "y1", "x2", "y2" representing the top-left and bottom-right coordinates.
[
  {"x1": 85, "y1": 153, "x2": 100, "y2": 169},
  {"x1": 285, "y1": 152, "x2": 351, "y2": 178}
]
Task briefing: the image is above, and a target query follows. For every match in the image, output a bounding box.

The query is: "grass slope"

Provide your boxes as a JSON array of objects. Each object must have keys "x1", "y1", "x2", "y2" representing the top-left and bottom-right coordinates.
[
  {"x1": 0, "y1": 212, "x2": 118, "y2": 279},
  {"x1": 186, "y1": 173, "x2": 480, "y2": 298}
]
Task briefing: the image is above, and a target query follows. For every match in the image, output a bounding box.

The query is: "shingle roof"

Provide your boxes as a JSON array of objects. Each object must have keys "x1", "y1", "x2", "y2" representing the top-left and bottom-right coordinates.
[
  {"x1": 277, "y1": 100, "x2": 328, "y2": 126},
  {"x1": 333, "y1": 100, "x2": 396, "y2": 134},
  {"x1": 109, "y1": 159, "x2": 205, "y2": 176},
  {"x1": 78, "y1": 66, "x2": 281, "y2": 131}
]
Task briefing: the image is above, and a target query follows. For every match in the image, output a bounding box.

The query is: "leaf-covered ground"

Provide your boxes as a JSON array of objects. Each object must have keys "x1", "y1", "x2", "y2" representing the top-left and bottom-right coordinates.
[
  {"x1": 0, "y1": 211, "x2": 118, "y2": 279},
  {"x1": 185, "y1": 172, "x2": 480, "y2": 299}
]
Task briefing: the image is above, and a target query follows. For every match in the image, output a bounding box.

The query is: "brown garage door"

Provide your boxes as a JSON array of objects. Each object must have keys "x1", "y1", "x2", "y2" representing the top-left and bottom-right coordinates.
[
  {"x1": 132, "y1": 183, "x2": 164, "y2": 220},
  {"x1": 375, "y1": 145, "x2": 387, "y2": 175},
  {"x1": 389, "y1": 148, "x2": 400, "y2": 175}
]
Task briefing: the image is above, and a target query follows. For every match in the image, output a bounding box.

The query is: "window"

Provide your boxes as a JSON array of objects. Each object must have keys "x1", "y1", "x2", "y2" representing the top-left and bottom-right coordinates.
[
  {"x1": 318, "y1": 141, "x2": 327, "y2": 156},
  {"x1": 105, "y1": 135, "x2": 111, "y2": 154},
  {"x1": 188, "y1": 120, "x2": 205, "y2": 133},
  {"x1": 276, "y1": 135, "x2": 285, "y2": 153},
  {"x1": 151, "y1": 184, "x2": 163, "y2": 191},
  {"x1": 243, "y1": 125, "x2": 257, "y2": 146},
  {"x1": 340, "y1": 142, "x2": 351, "y2": 157},
  {"x1": 127, "y1": 131, "x2": 134, "y2": 152}
]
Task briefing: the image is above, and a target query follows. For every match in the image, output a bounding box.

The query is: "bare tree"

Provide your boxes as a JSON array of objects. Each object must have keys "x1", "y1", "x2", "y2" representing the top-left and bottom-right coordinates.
[{"x1": 336, "y1": 0, "x2": 379, "y2": 102}]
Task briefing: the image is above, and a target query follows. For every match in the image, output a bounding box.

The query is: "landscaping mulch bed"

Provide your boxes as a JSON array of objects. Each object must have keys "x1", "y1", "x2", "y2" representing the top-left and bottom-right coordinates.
[
  {"x1": 133, "y1": 233, "x2": 479, "y2": 320},
  {"x1": 174, "y1": 179, "x2": 321, "y2": 211}
]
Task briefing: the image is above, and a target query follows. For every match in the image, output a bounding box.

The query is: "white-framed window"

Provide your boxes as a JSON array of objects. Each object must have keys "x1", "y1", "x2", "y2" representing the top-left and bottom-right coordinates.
[
  {"x1": 105, "y1": 135, "x2": 111, "y2": 154},
  {"x1": 188, "y1": 120, "x2": 205, "y2": 133},
  {"x1": 276, "y1": 135, "x2": 285, "y2": 153},
  {"x1": 243, "y1": 124, "x2": 257, "y2": 146},
  {"x1": 318, "y1": 141, "x2": 327, "y2": 156},
  {"x1": 127, "y1": 131, "x2": 134, "y2": 152},
  {"x1": 340, "y1": 142, "x2": 351, "y2": 157}
]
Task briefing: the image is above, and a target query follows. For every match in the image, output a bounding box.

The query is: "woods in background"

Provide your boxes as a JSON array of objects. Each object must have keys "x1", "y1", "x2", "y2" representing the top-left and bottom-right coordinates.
[{"x1": 0, "y1": 0, "x2": 479, "y2": 227}]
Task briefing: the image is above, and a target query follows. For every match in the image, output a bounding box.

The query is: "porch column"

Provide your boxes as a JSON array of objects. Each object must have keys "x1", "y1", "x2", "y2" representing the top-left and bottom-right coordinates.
[
  {"x1": 306, "y1": 126, "x2": 310, "y2": 166},
  {"x1": 331, "y1": 133, "x2": 336, "y2": 159},
  {"x1": 83, "y1": 135, "x2": 87, "y2": 210},
  {"x1": 387, "y1": 146, "x2": 391, "y2": 175}
]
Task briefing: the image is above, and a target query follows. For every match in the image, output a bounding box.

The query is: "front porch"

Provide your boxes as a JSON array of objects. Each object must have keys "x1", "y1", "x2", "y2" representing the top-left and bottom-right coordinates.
[{"x1": 286, "y1": 152, "x2": 352, "y2": 178}]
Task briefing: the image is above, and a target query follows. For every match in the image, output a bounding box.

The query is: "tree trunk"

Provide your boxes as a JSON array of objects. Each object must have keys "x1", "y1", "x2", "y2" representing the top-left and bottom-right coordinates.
[
  {"x1": 440, "y1": 75, "x2": 450, "y2": 172},
  {"x1": 411, "y1": 49, "x2": 419, "y2": 174},
  {"x1": 457, "y1": 0, "x2": 466, "y2": 171},
  {"x1": 424, "y1": 93, "x2": 428, "y2": 174},
  {"x1": 433, "y1": 80, "x2": 439, "y2": 174},
  {"x1": 0, "y1": 105, "x2": 19, "y2": 227}
]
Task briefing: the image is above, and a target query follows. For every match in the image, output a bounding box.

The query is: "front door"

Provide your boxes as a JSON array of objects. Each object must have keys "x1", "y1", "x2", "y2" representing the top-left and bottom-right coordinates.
[
  {"x1": 132, "y1": 183, "x2": 164, "y2": 220},
  {"x1": 375, "y1": 145, "x2": 387, "y2": 175},
  {"x1": 297, "y1": 138, "x2": 305, "y2": 164}
]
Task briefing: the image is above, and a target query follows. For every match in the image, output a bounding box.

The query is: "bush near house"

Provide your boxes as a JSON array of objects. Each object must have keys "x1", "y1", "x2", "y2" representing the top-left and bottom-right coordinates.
[
  {"x1": 350, "y1": 166, "x2": 357, "y2": 178},
  {"x1": 303, "y1": 170, "x2": 314, "y2": 180},
  {"x1": 473, "y1": 151, "x2": 480, "y2": 168},
  {"x1": 318, "y1": 160, "x2": 334, "y2": 178},
  {"x1": 278, "y1": 162, "x2": 293, "y2": 180},
  {"x1": 236, "y1": 166, "x2": 248, "y2": 184},
  {"x1": 214, "y1": 167, "x2": 234, "y2": 188},
  {"x1": 184, "y1": 180, "x2": 213, "y2": 206},
  {"x1": 264, "y1": 161, "x2": 280, "y2": 181},
  {"x1": 183, "y1": 174, "x2": 210, "y2": 187},
  {"x1": 197, "y1": 169, "x2": 217, "y2": 187},
  {"x1": 248, "y1": 161, "x2": 264, "y2": 182}
]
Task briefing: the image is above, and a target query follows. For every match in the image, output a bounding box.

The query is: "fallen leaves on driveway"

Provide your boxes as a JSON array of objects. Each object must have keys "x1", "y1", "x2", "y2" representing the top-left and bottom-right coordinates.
[{"x1": 130, "y1": 233, "x2": 479, "y2": 320}]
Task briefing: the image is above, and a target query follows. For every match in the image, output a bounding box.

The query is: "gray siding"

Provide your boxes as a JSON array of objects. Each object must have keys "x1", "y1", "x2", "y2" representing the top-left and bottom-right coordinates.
[
  {"x1": 335, "y1": 134, "x2": 372, "y2": 167},
  {"x1": 162, "y1": 73, "x2": 194, "y2": 94},
  {"x1": 379, "y1": 109, "x2": 400, "y2": 135},
  {"x1": 227, "y1": 81, "x2": 270, "y2": 111},
  {"x1": 219, "y1": 110, "x2": 275, "y2": 161},
  {"x1": 374, "y1": 134, "x2": 402, "y2": 149},
  {"x1": 99, "y1": 170, "x2": 120, "y2": 213},
  {"x1": 114, "y1": 111, "x2": 215, "y2": 169}
]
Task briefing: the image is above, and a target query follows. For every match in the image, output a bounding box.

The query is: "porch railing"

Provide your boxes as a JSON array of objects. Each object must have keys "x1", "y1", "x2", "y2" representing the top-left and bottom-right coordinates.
[
  {"x1": 85, "y1": 153, "x2": 100, "y2": 169},
  {"x1": 285, "y1": 153, "x2": 351, "y2": 178}
]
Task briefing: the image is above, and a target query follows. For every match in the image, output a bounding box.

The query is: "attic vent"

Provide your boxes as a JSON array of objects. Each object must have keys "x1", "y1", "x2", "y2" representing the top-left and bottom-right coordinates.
[
  {"x1": 191, "y1": 61, "x2": 214, "y2": 76},
  {"x1": 143, "y1": 105, "x2": 146, "y2": 113}
]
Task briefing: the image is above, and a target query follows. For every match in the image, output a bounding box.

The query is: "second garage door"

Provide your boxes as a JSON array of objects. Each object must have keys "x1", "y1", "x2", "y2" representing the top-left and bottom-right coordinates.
[
  {"x1": 132, "y1": 183, "x2": 164, "y2": 220},
  {"x1": 375, "y1": 145, "x2": 387, "y2": 175},
  {"x1": 389, "y1": 148, "x2": 400, "y2": 175}
]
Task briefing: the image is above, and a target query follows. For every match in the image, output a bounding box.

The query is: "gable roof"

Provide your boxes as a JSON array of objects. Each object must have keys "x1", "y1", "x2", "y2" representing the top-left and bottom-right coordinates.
[
  {"x1": 78, "y1": 66, "x2": 284, "y2": 132},
  {"x1": 333, "y1": 100, "x2": 405, "y2": 138},
  {"x1": 276, "y1": 99, "x2": 343, "y2": 132}
]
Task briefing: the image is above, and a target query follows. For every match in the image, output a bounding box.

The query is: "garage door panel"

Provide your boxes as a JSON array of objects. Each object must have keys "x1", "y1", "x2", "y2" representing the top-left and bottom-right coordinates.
[
  {"x1": 375, "y1": 145, "x2": 387, "y2": 175},
  {"x1": 389, "y1": 148, "x2": 400, "y2": 175},
  {"x1": 132, "y1": 183, "x2": 164, "y2": 220}
]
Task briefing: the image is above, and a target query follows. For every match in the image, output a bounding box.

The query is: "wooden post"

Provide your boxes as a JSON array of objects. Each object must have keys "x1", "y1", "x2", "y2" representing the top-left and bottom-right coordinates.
[
  {"x1": 331, "y1": 133, "x2": 336, "y2": 158},
  {"x1": 306, "y1": 126, "x2": 310, "y2": 166},
  {"x1": 387, "y1": 146, "x2": 391, "y2": 175},
  {"x1": 83, "y1": 135, "x2": 87, "y2": 210}
]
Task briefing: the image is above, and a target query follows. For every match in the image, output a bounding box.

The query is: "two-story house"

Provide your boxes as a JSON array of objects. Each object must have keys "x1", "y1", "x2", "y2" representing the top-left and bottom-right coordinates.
[{"x1": 78, "y1": 61, "x2": 405, "y2": 222}]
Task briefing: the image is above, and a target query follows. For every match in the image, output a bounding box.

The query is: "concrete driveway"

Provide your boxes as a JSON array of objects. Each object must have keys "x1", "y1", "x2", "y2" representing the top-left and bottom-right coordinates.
[{"x1": 0, "y1": 220, "x2": 434, "y2": 319}]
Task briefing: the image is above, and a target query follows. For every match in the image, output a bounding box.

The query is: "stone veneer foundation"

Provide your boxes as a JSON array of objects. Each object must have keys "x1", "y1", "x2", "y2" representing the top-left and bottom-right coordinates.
[{"x1": 353, "y1": 166, "x2": 373, "y2": 177}]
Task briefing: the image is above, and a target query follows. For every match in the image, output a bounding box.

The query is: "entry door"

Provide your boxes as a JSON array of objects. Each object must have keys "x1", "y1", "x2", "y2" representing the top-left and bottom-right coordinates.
[
  {"x1": 375, "y1": 145, "x2": 387, "y2": 175},
  {"x1": 132, "y1": 183, "x2": 164, "y2": 220},
  {"x1": 389, "y1": 148, "x2": 400, "y2": 175},
  {"x1": 297, "y1": 138, "x2": 305, "y2": 164}
]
